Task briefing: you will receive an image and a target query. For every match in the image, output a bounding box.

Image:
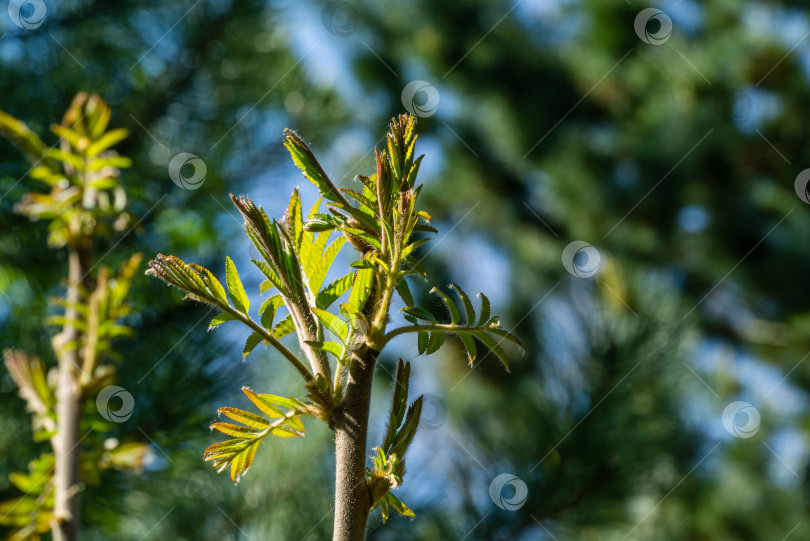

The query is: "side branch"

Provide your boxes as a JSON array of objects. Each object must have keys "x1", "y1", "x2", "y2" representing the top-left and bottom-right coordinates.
[{"x1": 380, "y1": 323, "x2": 485, "y2": 348}]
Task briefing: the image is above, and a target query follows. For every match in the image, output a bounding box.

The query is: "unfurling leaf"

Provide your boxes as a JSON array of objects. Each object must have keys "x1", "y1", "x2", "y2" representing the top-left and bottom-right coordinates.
[
  {"x1": 146, "y1": 255, "x2": 228, "y2": 307},
  {"x1": 385, "y1": 492, "x2": 415, "y2": 519},
  {"x1": 283, "y1": 129, "x2": 344, "y2": 204}
]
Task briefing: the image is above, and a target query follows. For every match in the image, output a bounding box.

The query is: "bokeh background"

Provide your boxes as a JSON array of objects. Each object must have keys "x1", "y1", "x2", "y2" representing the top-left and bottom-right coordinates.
[{"x1": 2, "y1": 0, "x2": 810, "y2": 539}]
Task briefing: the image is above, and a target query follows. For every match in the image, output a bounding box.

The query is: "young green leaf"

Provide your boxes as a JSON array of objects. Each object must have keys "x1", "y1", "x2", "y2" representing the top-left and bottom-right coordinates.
[
  {"x1": 474, "y1": 331, "x2": 511, "y2": 372},
  {"x1": 209, "y1": 311, "x2": 236, "y2": 329},
  {"x1": 401, "y1": 237, "x2": 430, "y2": 258},
  {"x1": 204, "y1": 437, "x2": 262, "y2": 484},
  {"x1": 458, "y1": 334, "x2": 477, "y2": 365},
  {"x1": 272, "y1": 315, "x2": 295, "y2": 339},
  {"x1": 243, "y1": 332, "x2": 263, "y2": 359},
  {"x1": 304, "y1": 340, "x2": 343, "y2": 359},
  {"x1": 417, "y1": 331, "x2": 428, "y2": 355},
  {"x1": 311, "y1": 307, "x2": 348, "y2": 342},
  {"x1": 283, "y1": 129, "x2": 345, "y2": 204},
  {"x1": 226, "y1": 256, "x2": 250, "y2": 314},
  {"x1": 450, "y1": 284, "x2": 475, "y2": 325},
  {"x1": 283, "y1": 188, "x2": 304, "y2": 250},
  {"x1": 477, "y1": 292, "x2": 491, "y2": 326},
  {"x1": 218, "y1": 407, "x2": 270, "y2": 430},
  {"x1": 401, "y1": 306, "x2": 436, "y2": 322},
  {"x1": 258, "y1": 295, "x2": 285, "y2": 329},
  {"x1": 426, "y1": 331, "x2": 445, "y2": 355},
  {"x1": 349, "y1": 268, "x2": 374, "y2": 311},
  {"x1": 252, "y1": 259, "x2": 287, "y2": 296},
  {"x1": 242, "y1": 388, "x2": 305, "y2": 432},
  {"x1": 190, "y1": 263, "x2": 229, "y2": 305},
  {"x1": 395, "y1": 278, "x2": 414, "y2": 307},
  {"x1": 316, "y1": 273, "x2": 354, "y2": 309},
  {"x1": 305, "y1": 237, "x2": 346, "y2": 294},
  {"x1": 431, "y1": 287, "x2": 460, "y2": 324},
  {"x1": 242, "y1": 387, "x2": 283, "y2": 417},
  {"x1": 385, "y1": 492, "x2": 415, "y2": 518},
  {"x1": 210, "y1": 422, "x2": 262, "y2": 439}
]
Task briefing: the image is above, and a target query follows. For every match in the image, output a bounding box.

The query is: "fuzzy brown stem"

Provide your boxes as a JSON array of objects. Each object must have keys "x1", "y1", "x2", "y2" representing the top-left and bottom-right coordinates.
[
  {"x1": 332, "y1": 347, "x2": 378, "y2": 541},
  {"x1": 52, "y1": 243, "x2": 90, "y2": 541}
]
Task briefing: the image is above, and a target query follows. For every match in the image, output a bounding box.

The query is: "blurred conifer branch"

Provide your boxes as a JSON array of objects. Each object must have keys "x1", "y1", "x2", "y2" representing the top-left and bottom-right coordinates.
[{"x1": 0, "y1": 94, "x2": 148, "y2": 541}]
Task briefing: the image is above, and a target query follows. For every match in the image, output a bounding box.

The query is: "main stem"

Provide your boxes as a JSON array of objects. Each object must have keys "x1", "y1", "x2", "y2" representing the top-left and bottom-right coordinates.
[
  {"x1": 332, "y1": 261, "x2": 400, "y2": 540},
  {"x1": 52, "y1": 241, "x2": 89, "y2": 541},
  {"x1": 332, "y1": 347, "x2": 377, "y2": 541}
]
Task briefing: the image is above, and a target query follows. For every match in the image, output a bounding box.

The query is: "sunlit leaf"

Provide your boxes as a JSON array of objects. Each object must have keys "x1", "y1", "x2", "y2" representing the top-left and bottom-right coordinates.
[
  {"x1": 450, "y1": 284, "x2": 475, "y2": 325},
  {"x1": 311, "y1": 307, "x2": 348, "y2": 341},
  {"x1": 272, "y1": 315, "x2": 295, "y2": 338},
  {"x1": 243, "y1": 332, "x2": 263, "y2": 359},
  {"x1": 226, "y1": 256, "x2": 250, "y2": 314},
  {"x1": 259, "y1": 295, "x2": 285, "y2": 329},
  {"x1": 431, "y1": 287, "x2": 460, "y2": 324},
  {"x1": 477, "y1": 292, "x2": 491, "y2": 326},
  {"x1": 305, "y1": 340, "x2": 344, "y2": 359},
  {"x1": 218, "y1": 407, "x2": 270, "y2": 430},
  {"x1": 316, "y1": 273, "x2": 354, "y2": 309},
  {"x1": 209, "y1": 311, "x2": 236, "y2": 329}
]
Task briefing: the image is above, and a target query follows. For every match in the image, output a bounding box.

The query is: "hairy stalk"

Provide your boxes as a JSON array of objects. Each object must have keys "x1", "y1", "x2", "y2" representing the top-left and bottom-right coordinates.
[
  {"x1": 52, "y1": 234, "x2": 91, "y2": 541},
  {"x1": 332, "y1": 267, "x2": 400, "y2": 540},
  {"x1": 332, "y1": 346, "x2": 378, "y2": 541}
]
